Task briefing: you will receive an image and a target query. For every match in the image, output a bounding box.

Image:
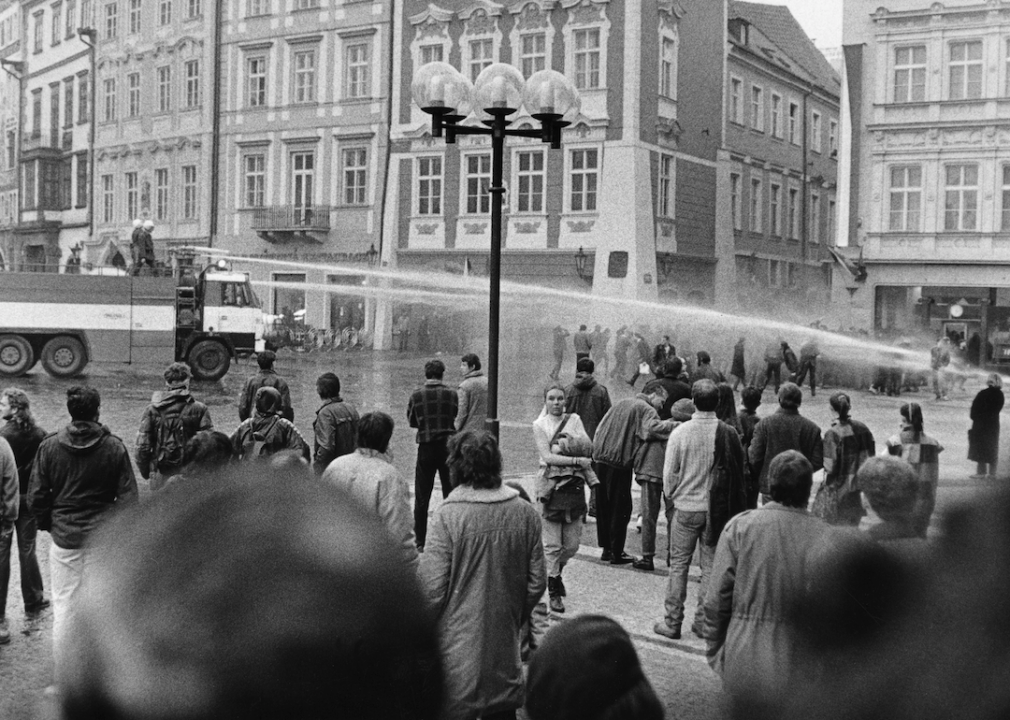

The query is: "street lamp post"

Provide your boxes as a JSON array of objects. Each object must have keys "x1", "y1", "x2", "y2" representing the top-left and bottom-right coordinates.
[{"x1": 412, "y1": 62, "x2": 578, "y2": 439}]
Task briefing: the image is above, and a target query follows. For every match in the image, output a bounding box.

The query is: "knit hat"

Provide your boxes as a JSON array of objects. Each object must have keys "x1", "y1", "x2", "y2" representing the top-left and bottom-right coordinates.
[
  {"x1": 671, "y1": 398, "x2": 696, "y2": 421},
  {"x1": 526, "y1": 615, "x2": 651, "y2": 720}
]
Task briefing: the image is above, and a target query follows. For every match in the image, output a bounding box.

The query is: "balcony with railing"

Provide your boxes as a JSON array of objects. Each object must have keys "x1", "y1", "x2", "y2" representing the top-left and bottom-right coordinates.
[{"x1": 251, "y1": 205, "x2": 330, "y2": 242}]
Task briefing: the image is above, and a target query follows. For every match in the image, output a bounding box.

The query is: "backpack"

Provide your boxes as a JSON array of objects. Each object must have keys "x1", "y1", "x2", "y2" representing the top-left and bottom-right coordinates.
[
  {"x1": 241, "y1": 417, "x2": 281, "y2": 460},
  {"x1": 155, "y1": 403, "x2": 188, "y2": 471}
]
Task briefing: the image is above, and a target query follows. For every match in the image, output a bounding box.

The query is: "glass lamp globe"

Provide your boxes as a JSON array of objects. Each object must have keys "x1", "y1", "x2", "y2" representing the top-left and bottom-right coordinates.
[
  {"x1": 473, "y1": 63, "x2": 525, "y2": 116},
  {"x1": 522, "y1": 69, "x2": 578, "y2": 117},
  {"x1": 412, "y1": 62, "x2": 473, "y2": 114}
]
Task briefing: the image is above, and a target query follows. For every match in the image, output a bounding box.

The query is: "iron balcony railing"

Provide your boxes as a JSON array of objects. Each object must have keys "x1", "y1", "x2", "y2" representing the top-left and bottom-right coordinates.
[{"x1": 251, "y1": 205, "x2": 331, "y2": 232}]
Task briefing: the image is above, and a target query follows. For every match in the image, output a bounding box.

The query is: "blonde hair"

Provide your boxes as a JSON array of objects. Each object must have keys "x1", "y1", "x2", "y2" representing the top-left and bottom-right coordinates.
[{"x1": 988, "y1": 373, "x2": 1004, "y2": 389}]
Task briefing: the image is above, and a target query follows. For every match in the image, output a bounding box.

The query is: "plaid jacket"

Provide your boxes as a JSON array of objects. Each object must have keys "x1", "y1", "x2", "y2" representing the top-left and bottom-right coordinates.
[
  {"x1": 823, "y1": 419, "x2": 876, "y2": 495},
  {"x1": 408, "y1": 380, "x2": 459, "y2": 444},
  {"x1": 886, "y1": 428, "x2": 943, "y2": 490}
]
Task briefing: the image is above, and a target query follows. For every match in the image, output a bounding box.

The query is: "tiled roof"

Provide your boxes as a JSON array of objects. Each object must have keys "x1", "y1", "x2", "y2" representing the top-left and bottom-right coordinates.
[{"x1": 729, "y1": 1, "x2": 840, "y2": 94}]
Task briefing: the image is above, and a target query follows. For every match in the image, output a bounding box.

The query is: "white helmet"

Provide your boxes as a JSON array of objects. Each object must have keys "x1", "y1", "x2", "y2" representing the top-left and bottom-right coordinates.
[
  {"x1": 132, "y1": 218, "x2": 142, "y2": 228},
  {"x1": 143, "y1": 220, "x2": 155, "y2": 230}
]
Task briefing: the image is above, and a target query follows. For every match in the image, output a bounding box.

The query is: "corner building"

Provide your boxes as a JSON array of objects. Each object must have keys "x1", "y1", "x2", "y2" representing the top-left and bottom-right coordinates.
[
  {"x1": 0, "y1": 0, "x2": 22, "y2": 269},
  {"x1": 841, "y1": 0, "x2": 1010, "y2": 349},
  {"x1": 216, "y1": 0, "x2": 392, "y2": 339},
  {"x1": 384, "y1": 0, "x2": 725, "y2": 306}
]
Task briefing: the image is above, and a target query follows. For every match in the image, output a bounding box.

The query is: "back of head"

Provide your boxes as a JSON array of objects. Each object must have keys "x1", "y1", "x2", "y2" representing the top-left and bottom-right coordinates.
[
  {"x1": 662, "y1": 357, "x2": 683, "y2": 379},
  {"x1": 446, "y1": 430, "x2": 502, "y2": 489},
  {"x1": 143, "y1": 219, "x2": 154, "y2": 230},
  {"x1": 900, "y1": 402, "x2": 923, "y2": 434},
  {"x1": 527, "y1": 615, "x2": 663, "y2": 720},
  {"x1": 987, "y1": 373, "x2": 1003, "y2": 390},
  {"x1": 461, "y1": 353, "x2": 481, "y2": 371},
  {"x1": 858, "y1": 456, "x2": 919, "y2": 521},
  {"x1": 741, "y1": 385, "x2": 762, "y2": 411},
  {"x1": 256, "y1": 350, "x2": 276, "y2": 370},
  {"x1": 697, "y1": 350, "x2": 711, "y2": 365},
  {"x1": 576, "y1": 357, "x2": 595, "y2": 374},
  {"x1": 181, "y1": 431, "x2": 234, "y2": 476},
  {"x1": 61, "y1": 470, "x2": 441, "y2": 720},
  {"x1": 716, "y1": 383, "x2": 736, "y2": 418},
  {"x1": 778, "y1": 382, "x2": 803, "y2": 410},
  {"x1": 692, "y1": 379, "x2": 719, "y2": 412},
  {"x1": 164, "y1": 362, "x2": 191, "y2": 389},
  {"x1": 254, "y1": 386, "x2": 282, "y2": 415},
  {"x1": 829, "y1": 392, "x2": 852, "y2": 422},
  {"x1": 316, "y1": 372, "x2": 340, "y2": 399},
  {"x1": 641, "y1": 379, "x2": 666, "y2": 398},
  {"x1": 67, "y1": 386, "x2": 100, "y2": 422},
  {"x1": 357, "y1": 411, "x2": 394, "y2": 454},
  {"x1": 768, "y1": 450, "x2": 813, "y2": 508},
  {"x1": 424, "y1": 359, "x2": 445, "y2": 380}
]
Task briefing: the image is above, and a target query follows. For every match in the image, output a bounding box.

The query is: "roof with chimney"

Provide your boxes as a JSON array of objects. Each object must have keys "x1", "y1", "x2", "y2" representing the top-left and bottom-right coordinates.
[{"x1": 728, "y1": 1, "x2": 841, "y2": 95}]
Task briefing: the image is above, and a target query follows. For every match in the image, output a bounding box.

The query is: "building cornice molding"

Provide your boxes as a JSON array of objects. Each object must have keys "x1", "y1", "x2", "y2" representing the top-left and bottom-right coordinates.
[
  {"x1": 505, "y1": 0, "x2": 556, "y2": 14},
  {"x1": 408, "y1": 3, "x2": 454, "y2": 26}
]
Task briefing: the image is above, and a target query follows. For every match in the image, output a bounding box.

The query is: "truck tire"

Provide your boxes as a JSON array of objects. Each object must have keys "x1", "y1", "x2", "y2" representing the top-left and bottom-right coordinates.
[
  {"x1": 0, "y1": 335, "x2": 34, "y2": 377},
  {"x1": 188, "y1": 340, "x2": 230, "y2": 381},
  {"x1": 41, "y1": 336, "x2": 88, "y2": 377}
]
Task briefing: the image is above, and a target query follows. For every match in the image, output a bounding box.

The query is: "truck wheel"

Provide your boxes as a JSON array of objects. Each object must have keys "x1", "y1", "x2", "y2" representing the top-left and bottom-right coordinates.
[
  {"x1": 188, "y1": 340, "x2": 230, "y2": 381},
  {"x1": 41, "y1": 336, "x2": 88, "y2": 377},
  {"x1": 0, "y1": 335, "x2": 34, "y2": 377}
]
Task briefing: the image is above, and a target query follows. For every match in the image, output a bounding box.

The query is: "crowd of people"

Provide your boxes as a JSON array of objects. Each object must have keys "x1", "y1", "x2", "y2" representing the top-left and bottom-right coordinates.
[{"x1": 0, "y1": 329, "x2": 1006, "y2": 719}]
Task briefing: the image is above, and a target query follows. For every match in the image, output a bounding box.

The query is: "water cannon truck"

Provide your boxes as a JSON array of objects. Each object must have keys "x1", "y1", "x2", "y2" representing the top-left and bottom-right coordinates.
[{"x1": 0, "y1": 250, "x2": 264, "y2": 380}]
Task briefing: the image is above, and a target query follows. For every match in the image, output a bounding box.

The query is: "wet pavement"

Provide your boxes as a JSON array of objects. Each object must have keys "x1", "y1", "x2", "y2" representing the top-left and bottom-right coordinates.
[{"x1": 0, "y1": 346, "x2": 1000, "y2": 719}]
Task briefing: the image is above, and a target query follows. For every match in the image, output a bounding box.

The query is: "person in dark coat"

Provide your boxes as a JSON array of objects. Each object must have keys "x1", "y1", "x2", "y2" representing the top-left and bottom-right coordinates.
[
  {"x1": 761, "y1": 341, "x2": 784, "y2": 394},
  {"x1": 654, "y1": 358, "x2": 692, "y2": 420},
  {"x1": 564, "y1": 358, "x2": 612, "y2": 441},
  {"x1": 749, "y1": 383, "x2": 823, "y2": 501},
  {"x1": 238, "y1": 351, "x2": 293, "y2": 422},
  {"x1": 550, "y1": 326, "x2": 569, "y2": 380},
  {"x1": 730, "y1": 337, "x2": 746, "y2": 390},
  {"x1": 231, "y1": 387, "x2": 310, "y2": 462},
  {"x1": 968, "y1": 373, "x2": 1004, "y2": 478},
  {"x1": 312, "y1": 373, "x2": 359, "y2": 476}
]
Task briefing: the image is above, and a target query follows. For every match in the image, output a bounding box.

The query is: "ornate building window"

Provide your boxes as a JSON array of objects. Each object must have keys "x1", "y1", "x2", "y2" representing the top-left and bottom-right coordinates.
[
  {"x1": 944, "y1": 164, "x2": 978, "y2": 231},
  {"x1": 417, "y1": 156, "x2": 443, "y2": 216},
  {"x1": 463, "y1": 153, "x2": 491, "y2": 214},
  {"x1": 563, "y1": 0, "x2": 609, "y2": 94},
  {"x1": 893, "y1": 45, "x2": 926, "y2": 103},
  {"x1": 509, "y1": 2, "x2": 555, "y2": 85},
  {"x1": 948, "y1": 40, "x2": 982, "y2": 101}
]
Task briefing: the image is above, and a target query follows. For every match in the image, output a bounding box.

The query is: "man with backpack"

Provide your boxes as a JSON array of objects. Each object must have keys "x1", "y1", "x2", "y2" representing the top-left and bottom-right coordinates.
[
  {"x1": 136, "y1": 363, "x2": 213, "y2": 491},
  {"x1": 232, "y1": 387, "x2": 309, "y2": 462},
  {"x1": 238, "y1": 350, "x2": 293, "y2": 422}
]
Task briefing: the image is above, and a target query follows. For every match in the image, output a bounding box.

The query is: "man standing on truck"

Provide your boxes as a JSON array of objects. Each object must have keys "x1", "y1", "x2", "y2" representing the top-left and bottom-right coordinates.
[
  {"x1": 238, "y1": 351, "x2": 293, "y2": 422},
  {"x1": 136, "y1": 363, "x2": 214, "y2": 491}
]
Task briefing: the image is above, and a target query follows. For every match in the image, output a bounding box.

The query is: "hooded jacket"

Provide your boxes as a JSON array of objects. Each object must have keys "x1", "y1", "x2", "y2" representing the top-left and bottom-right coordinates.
[
  {"x1": 233, "y1": 388, "x2": 310, "y2": 462},
  {"x1": 238, "y1": 368, "x2": 293, "y2": 422},
  {"x1": 29, "y1": 421, "x2": 138, "y2": 549},
  {"x1": 564, "y1": 372, "x2": 612, "y2": 440},
  {"x1": 135, "y1": 388, "x2": 213, "y2": 478}
]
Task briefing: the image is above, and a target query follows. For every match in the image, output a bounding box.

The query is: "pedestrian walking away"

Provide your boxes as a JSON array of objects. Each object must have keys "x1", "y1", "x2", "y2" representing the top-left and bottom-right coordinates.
[
  {"x1": 135, "y1": 362, "x2": 213, "y2": 491},
  {"x1": 749, "y1": 383, "x2": 823, "y2": 503},
  {"x1": 573, "y1": 325, "x2": 593, "y2": 363},
  {"x1": 419, "y1": 431, "x2": 545, "y2": 720},
  {"x1": 550, "y1": 325, "x2": 570, "y2": 380},
  {"x1": 731, "y1": 337, "x2": 747, "y2": 391},
  {"x1": 592, "y1": 382, "x2": 673, "y2": 565},
  {"x1": 28, "y1": 386, "x2": 138, "y2": 681},
  {"x1": 311, "y1": 372, "x2": 359, "y2": 475},
  {"x1": 761, "y1": 340, "x2": 784, "y2": 394},
  {"x1": 811, "y1": 393, "x2": 875, "y2": 526},
  {"x1": 407, "y1": 359, "x2": 458, "y2": 551},
  {"x1": 456, "y1": 353, "x2": 489, "y2": 433},
  {"x1": 968, "y1": 373, "x2": 1004, "y2": 478},
  {"x1": 237, "y1": 350, "x2": 293, "y2": 422},
  {"x1": 0, "y1": 388, "x2": 48, "y2": 642},
  {"x1": 930, "y1": 336, "x2": 952, "y2": 400},
  {"x1": 885, "y1": 403, "x2": 943, "y2": 538},
  {"x1": 232, "y1": 387, "x2": 310, "y2": 462},
  {"x1": 654, "y1": 379, "x2": 747, "y2": 641},
  {"x1": 322, "y1": 411, "x2": 418, "y2": 572},
  {"x1": 563, "y1": 358, "x2": 612, "y2": 441},
  {"x1": 635, "y1": 397, "x2": 694, "y2": 573}
]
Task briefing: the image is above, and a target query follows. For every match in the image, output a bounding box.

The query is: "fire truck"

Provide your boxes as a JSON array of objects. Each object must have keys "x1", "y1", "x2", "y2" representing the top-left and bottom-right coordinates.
[{"x1": 0, "y1": 254, "x2": 264, "y2": 380}]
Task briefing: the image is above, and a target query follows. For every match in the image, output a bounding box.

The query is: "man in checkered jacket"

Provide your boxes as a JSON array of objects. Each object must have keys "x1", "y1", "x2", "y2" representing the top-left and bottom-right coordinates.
[{"x1": 407, "y1": 359, "x2": 458, "y2": 552}]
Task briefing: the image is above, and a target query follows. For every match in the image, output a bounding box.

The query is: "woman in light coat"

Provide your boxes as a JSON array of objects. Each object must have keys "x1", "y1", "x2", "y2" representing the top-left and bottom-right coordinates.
[{"x1": 420, "y1": 430, "x2": 546, "y2": 720}]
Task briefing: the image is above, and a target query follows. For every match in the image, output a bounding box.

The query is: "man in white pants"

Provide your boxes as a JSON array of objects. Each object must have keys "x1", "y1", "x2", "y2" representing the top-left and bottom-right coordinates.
[{"x1": 28, "y1": 386, "x2": 137, "y2": 680}]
